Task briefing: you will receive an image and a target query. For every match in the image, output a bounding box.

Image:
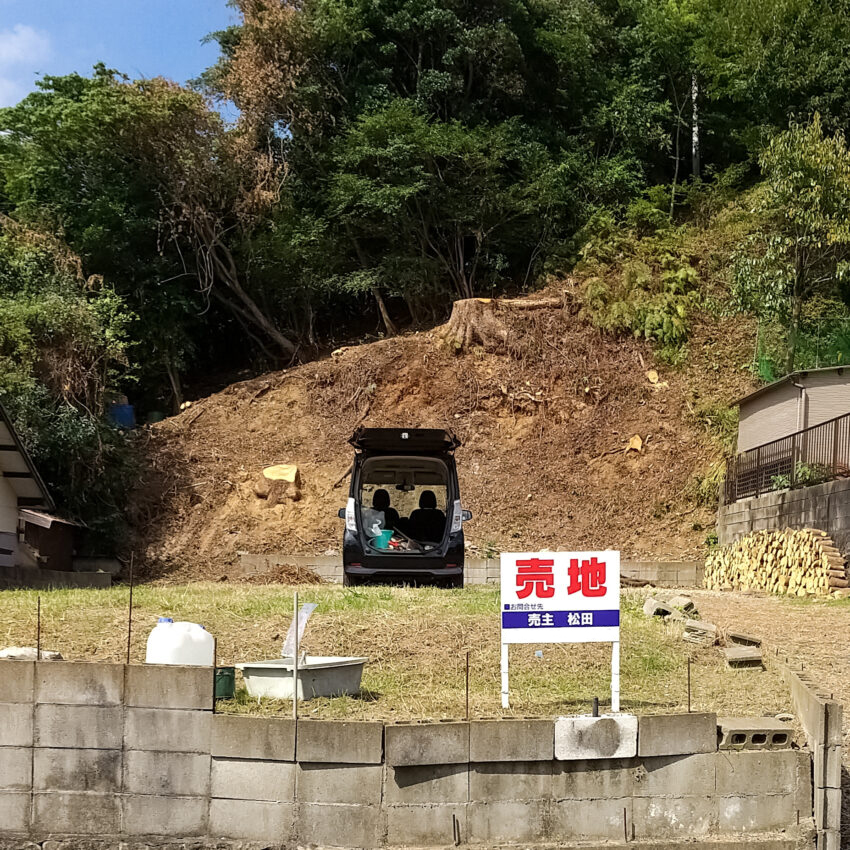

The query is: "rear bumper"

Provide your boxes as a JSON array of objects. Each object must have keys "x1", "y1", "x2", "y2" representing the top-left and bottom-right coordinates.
[{"x1": 344, "y1": 565, "x2": 463, "y2": 579}]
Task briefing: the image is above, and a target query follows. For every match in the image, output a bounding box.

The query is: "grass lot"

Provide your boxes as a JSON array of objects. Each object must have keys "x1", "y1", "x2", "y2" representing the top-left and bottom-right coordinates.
[{"x1": 0, "y1": 584, "x2": 795, "y2": 720}]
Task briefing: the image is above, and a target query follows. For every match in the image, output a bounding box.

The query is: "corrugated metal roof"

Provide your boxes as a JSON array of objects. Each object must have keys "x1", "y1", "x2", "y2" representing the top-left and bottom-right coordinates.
[
  {"x1": 0, "y1": 401, "x2": 53, "y2": 510},
  {"x1": 734, "y1": 366, "x2": 850, "y2": 406}
]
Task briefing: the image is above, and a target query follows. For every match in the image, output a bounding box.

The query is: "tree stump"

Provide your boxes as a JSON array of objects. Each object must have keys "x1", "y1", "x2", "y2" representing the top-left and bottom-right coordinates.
[{"x1": 254, "y1": 464, "x2": 302, "y2": 506}]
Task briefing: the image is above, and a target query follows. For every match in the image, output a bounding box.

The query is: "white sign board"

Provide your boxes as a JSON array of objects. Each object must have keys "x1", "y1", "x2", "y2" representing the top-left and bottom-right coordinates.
[{"x1": 499, "y1": 551, "x2": 621, "y2": 709}]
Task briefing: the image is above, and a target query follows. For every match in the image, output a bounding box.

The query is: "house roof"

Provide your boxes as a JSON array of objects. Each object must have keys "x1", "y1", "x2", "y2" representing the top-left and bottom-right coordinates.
[
  {"x1": 734, "y1": 366, "x2": 850, "y2": 407},
  {"x1": 0, "y1": 401, "x2": 54, "y2": 510}
]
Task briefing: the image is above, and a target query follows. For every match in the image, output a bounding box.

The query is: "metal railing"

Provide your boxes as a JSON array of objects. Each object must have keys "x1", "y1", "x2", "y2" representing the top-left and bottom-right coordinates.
[{"x1": 723, "y1": 411, "x2": 850, "y2": 504}]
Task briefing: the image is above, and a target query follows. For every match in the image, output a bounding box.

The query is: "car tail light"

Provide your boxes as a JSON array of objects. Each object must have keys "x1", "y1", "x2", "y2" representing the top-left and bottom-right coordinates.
[
  {"x1": 345, "y1": 497, "x2": 357, "y2": 533},
  {"x1": 450, "y1": 500, "x2": 463, "y2": 533}
]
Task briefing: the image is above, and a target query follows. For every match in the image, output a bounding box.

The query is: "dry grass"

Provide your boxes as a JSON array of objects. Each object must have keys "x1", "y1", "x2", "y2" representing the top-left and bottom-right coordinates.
[{"x1": 0, "y1": 583, "x2": 797, "y2": 722}]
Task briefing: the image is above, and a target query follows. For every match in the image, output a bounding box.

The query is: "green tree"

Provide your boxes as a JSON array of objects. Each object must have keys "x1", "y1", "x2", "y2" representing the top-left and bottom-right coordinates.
[{"x1": 734, "y1": 116, "x2": 850, "y2": 372}]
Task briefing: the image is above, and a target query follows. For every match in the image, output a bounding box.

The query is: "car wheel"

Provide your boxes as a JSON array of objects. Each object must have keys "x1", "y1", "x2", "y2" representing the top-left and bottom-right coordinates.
[
  {"x1": 448, "y1": 574, "x2": 464, "y2": 589},
  {"x1": 343, "y1": 572, "x2": 358, "y2": 587}
]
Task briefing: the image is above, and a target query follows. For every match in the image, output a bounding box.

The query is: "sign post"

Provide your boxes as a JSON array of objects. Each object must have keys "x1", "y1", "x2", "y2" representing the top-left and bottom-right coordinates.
[{"x1": 500, "y1": 551, "x2": 621, "y2": 711}]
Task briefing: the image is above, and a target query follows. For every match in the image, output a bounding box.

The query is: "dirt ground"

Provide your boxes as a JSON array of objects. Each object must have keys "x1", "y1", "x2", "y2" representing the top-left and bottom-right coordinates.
[
  {"x1": 685, "y1": 589, "x2": 850, "y2": 843},
  {"x1": 130, "y1": 290, "x2": 758, "y2": 581}
]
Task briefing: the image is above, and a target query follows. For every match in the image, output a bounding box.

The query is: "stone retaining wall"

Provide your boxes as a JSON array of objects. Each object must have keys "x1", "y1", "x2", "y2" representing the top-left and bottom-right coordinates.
[{"x1": 0, "y1": 660, "x2": 819, "y2": 848}]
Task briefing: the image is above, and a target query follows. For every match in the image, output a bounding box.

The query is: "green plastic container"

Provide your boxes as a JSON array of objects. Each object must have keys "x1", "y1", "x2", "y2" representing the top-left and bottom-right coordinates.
[
  {"x1": 374, "y1": 529, "x2": 393, "y2": 549},
  {"x1": 215, "y1": 666, "x2": 236, "y2": 700}
]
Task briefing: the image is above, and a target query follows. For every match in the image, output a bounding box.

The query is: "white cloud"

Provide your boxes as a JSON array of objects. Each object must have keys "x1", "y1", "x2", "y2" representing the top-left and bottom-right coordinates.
[
  {"x1": 0, "y1": 23, "x2": 51, "y2": 107},
  {"x1": 0, "y1": 23, "x2": 50, "y2": 68}
]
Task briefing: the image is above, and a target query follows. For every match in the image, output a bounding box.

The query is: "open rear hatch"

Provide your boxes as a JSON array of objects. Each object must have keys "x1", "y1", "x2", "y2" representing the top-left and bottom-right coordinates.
[{"x1": 350, "y1": 427, "x2": 460, "y2": 454}]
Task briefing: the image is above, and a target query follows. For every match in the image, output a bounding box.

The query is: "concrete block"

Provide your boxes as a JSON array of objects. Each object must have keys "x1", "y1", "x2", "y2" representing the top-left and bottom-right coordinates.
[
  {"x1": 637, "y1": 712, "x2": 717, "y2": 757},
  {"x1": 469, "y1": 718, "x2": 553, "y2": 762},
  {"x1": 0, "y1": 661, "x2": 34, "y2": 703},
  {"x1": 550, "y1": 797, "x2": 632, "y2": 841},
  {"x1": 125, "y1": 664, "x2": 213, "y2": 710},
  {"x1": 33, "y1": 747, "x2": 121, "y2": 792},
  {"x1": 726, "y1": 630, "x2": 762, "y2": 647},
  {"x1": 121, "y1": 794, "x2": 208, "y2": 836},
  {"x1": 822, "y1": 787, "x2": 842, "y2": 831},
  {"x1": 124, "y1": 707, "x2": 210, "y2": 753},
  {"x1": 123, "y1": 750, "x2": 210, "y2": 797},
  {"x1": 724, "y1": 645, "x2": 763, "y2": 669},
  {"x1": 296, "y1": 802, "x2": 380, "y2": 848},
  {"x1": 35, "y1": 704, "x2": 123, "y2": 749},
  {"x1": 632, "y1": 795, "x2": 716, "y2": 838},
  {"x1": 295, "y1": 719, "x2": 382, "y2": 764},
  {"x1": 386, "y1": 804, "x2": 466, "y2": 847},
  {"x1": 818, "y1": 829, "x2": 842, "y2": 850},
  {"x1": 824, "y1": 700, "x2": 843, "y2": 745},
  {"x1": 296, "y1": 763, "x2": 382, "y2": 805},
  {"x1": 683, "y1": 621, "x2": 718, "y2": 645},
  {"x1": 209, "y1": 798, "x2": 294, "y2": 842},
  {"x1": 0, "y1": 791, "x2": 29, "y2": 831},
  {"x1": 0, "y1": 748, "x2": 31, "y2": 790},
  {"x1": 211, "y1": 756, "x2": 296, "y2": 802},
  {"x1": 555, "y1": 714, "x2": 637, "y2": 760},
  {"x1": 210, "y1": 714, "x2": 294, "y2": 761},
  {"x1": 635, "y1": 753, "x2": 716, "y2": 797},
  {"x1": 468, "y1": 799, "x2": 548, "y2": 844},
  {"x1": 814, "y1": 743, "x2": 842, "y2": 789},
  {"x1": 717, "y1": 716, "x2": 792, "y2": 749},
  {"x1": 387, "y1": 763, "x2": 469, "y2": 805},
  {"x1": 553, "y1": 759, "x2": 633, "y2": 800},
  {"x1": 643, "y1": 597, "x2": 673, "y2": 617},
  {"x1": 33, "y1": 791, "x2": 120, "y2": 834},
  {"x1": 34, "y1": 661, "x2": 123, "y2": 705},
  {"x1": 469, "y1": 761, "x2": 551, "y2": 802},
  {"x1": 718, "y1": 793, "x2": 798, "y2": 832},
  {"x1": 385, "y1": 721, "x2": 469, "y2": 766},
  {"x1": 0, "y1": 704, "x2": 33, "y2": 747},
  {"x1": 715, "y1": 750, "x2": 799, "y2": 796}
]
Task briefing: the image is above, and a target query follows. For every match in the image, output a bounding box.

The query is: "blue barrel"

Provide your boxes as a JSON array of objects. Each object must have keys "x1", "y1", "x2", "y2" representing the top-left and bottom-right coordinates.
[{"x1": 109, "y1": 403, "x2": 136, "y2": 429}]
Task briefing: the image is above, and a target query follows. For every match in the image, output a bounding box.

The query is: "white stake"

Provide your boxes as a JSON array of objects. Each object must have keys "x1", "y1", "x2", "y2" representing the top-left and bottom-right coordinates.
[
  {"x1": 292, "y1": 591, "x2": 299, "y2": 721},
  {"x1": 611, "y1": 640, "x2": 620, "y2": 713},
  {"x1": 500, "y1": 643, "x2": 509, "y2": 709}
]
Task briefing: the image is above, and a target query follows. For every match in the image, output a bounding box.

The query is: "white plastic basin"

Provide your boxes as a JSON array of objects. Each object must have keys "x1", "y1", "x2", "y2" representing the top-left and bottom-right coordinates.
[{"x1": 236, "y1": 656, "x2": 367, "y2": 700}]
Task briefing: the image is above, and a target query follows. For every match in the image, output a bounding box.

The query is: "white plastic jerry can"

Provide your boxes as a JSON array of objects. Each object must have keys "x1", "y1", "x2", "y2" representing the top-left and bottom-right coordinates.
[{"x1": 145, "y1": 617, "x2": 215, "y2": 666}]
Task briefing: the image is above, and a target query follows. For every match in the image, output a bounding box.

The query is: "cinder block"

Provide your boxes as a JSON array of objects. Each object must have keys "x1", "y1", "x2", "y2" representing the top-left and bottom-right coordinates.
[
  {"x1": 718, "y1": 793, "x2": 798, "y2": 832},
  {"x1": 124, "y1": 707, "x2": 210, "y2": 753},
  {"x1": 34, "y1": 747, "x2": 120, "y2": 792},
  {"x1": 121, "y1": 794, "x2": 208, "y2": 836},
  {"x1": 211, "y1": 714, "x2": 294, "y2": 761},
  {"x1": 824, "y1": 700, "x2": 843, "y2": 745},
  {"x1": 0, "y1": 661, "x2": 34, "y2": 703},
  {"x1": 211, "y1": 757, "x2": 296, "y2": 802},
  {"x1": 35, "y1": 661, "x2": 123, "y2": 705},
  {"x1": 637, "y1": 712, "x2": 717, "y2": 757},
  {"x1": 386, "y1": 804, "x2": 466, "y2": 847},
  {"x1": 555, "y1": 714, "x2": 637, "y2": 760},
  {"x1": 209, "y1": 798, "x2": 294, "y2": 842},
  {"x1": 553, "y1": 759, "x2": 633, "y2": 800},
  {"x1": 715, "y1": 750, "x2": 798, "y2": 796},
  {"x1": 635, "y1": 753, "x2": 716, "y2": 797},
  {"x1": 35, "y1": 704, "x2": 123, "y2": 749},
  {"x1": 123, "y1": 750, "x2": 210, "y2": 797},
  {"x1": 296, "y1": 802, "x2": 380, "y2": 848},
  {"x1": 387, "y1": 763, "x2": 469, "y2": 805},
  {"x1": 469, "y1": 718, "x2": 554, "y2": 762},
  {"x1": 296, "y1": 763, "x2": 382, "y2": 805},
  {"x1": 468, "y1": 799, "x2": 548, "y2": 844},
  {"x1": 717, "y1": 716, "x2": 792, "y2": 749},
  {"x1": 0, "y1": 704, "x2": 33, "y2": 747},
  {"x1": 632, "y1": 795, "x2": 716, "y2": 838},
  {"x1": 0, "y1": 748, "x2": 31, "y2": 790},
  {"x1": 295, "y1": 719, "x2": 383, "y2": 764},
  {"x1": 125, "y1": 664, "x2": 213, "y2": 710},
  {"x1": 385, "y1": 721, "x2": 469, "y2": 766},
  {"x1": 33, "y1": 791, "x2": 120, "y2": 834},
  {"x1": 469, "y1": 761, "x2": 551, "y2": 802},
  {"x1": 550, "y1": 797, "x2": 632, "y2": 841},
  {"x1": 814, "y1": 743, "x2": 842, "y2": 789},
  {"x1": 0, "y1": 791, "x2": 30, "y2": 831}
]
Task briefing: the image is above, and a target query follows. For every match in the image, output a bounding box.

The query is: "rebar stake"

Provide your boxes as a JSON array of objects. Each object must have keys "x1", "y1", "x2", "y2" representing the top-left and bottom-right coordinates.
[
  {"x1": 36, "y1": 595, "x2": 41, "y2": 661},
  {"x1": 126, "y1": 553, "x2": 135, "y2": 665}
]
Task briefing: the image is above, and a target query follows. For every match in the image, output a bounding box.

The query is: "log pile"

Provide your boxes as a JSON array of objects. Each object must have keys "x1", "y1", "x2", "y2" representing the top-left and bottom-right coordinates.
[{"x1": 705, "y1": 528, "x2": 849, "y2": 597}]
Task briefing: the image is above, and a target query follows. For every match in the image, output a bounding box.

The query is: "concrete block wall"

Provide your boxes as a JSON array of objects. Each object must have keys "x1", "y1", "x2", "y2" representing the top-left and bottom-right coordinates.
[
  {"x1": 779, "y1": 660, "x2": 843, "y2": 849},
  {"x1": 718, "y1": 476, "x2": 850, "y2": 556},
  {"x1": 0, "y1": 660, "x2": 821, "y2": 849}
]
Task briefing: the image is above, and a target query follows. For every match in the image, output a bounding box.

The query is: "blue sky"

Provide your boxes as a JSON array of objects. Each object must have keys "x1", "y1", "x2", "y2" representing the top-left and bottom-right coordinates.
[{"x1": 0, "y1": 0, "x2": 236, "y2": 107}]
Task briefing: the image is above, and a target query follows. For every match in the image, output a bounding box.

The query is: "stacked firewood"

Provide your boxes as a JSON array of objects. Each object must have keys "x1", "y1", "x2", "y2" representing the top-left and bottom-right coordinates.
[{"x1": 705, "y1": 528, "x2": 850, "y2": 597}]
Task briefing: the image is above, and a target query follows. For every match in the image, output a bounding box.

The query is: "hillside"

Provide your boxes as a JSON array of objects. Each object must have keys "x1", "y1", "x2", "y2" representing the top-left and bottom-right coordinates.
[{"x1": 131, "y1": 285, "x2": 757, "y2": 580}]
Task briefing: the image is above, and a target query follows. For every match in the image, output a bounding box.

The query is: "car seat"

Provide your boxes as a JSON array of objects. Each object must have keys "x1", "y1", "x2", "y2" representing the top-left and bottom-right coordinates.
[
  {"x1": 372, "y1": 489, "x2": 400, "y2": 529},
  {"x1": 408, "y1": 490, "x2": 446, "y2": 542}
]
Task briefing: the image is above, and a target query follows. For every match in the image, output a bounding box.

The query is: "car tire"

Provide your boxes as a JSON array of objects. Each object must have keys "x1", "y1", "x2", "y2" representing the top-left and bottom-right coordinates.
[
  {"x1": 343, "y1": 572, "x2": 357, "y2": 587},
  {"x1": 448, "y1": 574, "x2": 464, "y2": 589}
]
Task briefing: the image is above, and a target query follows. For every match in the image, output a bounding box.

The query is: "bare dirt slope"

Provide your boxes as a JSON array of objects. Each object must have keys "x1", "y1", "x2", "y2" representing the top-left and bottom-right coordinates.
[{"x1": 132, "y1": 294, "x2": 756, "y2": 580}]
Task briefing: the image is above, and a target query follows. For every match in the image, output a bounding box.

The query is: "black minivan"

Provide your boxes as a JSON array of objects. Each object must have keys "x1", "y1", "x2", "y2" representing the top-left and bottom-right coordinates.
[{"x1": 338, "y1": 427, "x2": 472, "y2": 586}]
